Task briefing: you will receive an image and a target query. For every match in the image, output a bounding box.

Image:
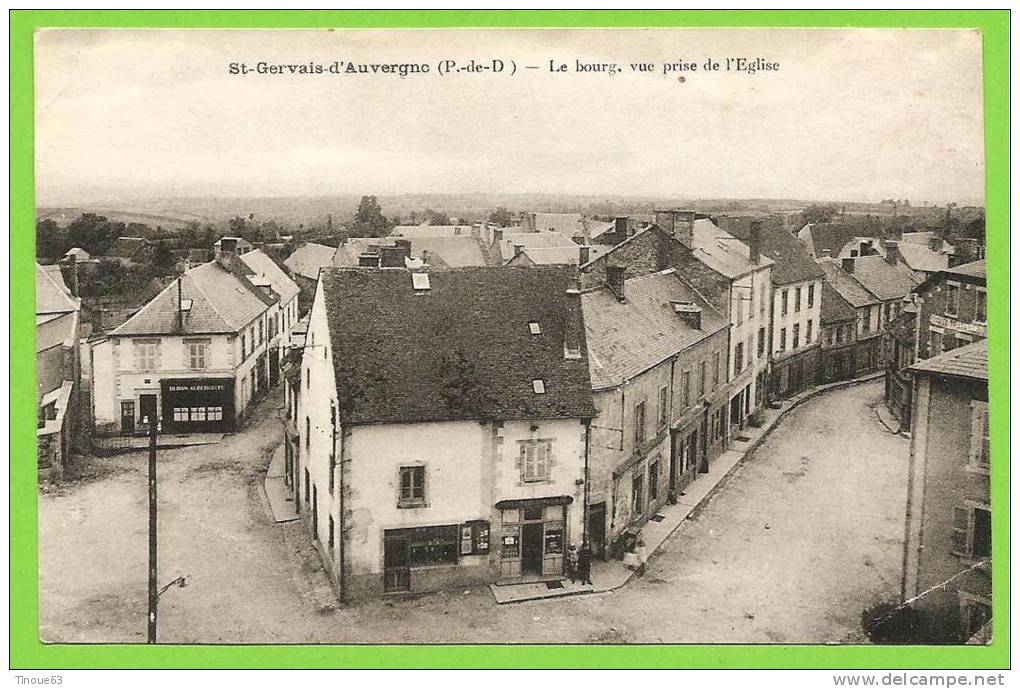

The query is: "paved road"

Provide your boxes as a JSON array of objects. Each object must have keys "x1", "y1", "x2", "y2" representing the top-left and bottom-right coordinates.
[{"x1": 39, "y1": 379, "x2": 908, "y2": 643}]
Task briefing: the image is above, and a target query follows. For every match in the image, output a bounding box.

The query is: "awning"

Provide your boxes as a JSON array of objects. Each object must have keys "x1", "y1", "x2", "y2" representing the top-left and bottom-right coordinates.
[{"x1": 495, "y1": 495, "x2": 573, "y2": 510}]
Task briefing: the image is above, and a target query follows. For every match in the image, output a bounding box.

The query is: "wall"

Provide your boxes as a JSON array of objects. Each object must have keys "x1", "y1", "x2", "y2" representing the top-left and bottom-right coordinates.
[
  {"x1": 917, "y1": 277, "x2": 988, "y2": 359},
  {"x1": 905, "y1": 375, "x2": 990, "y2": 637}
]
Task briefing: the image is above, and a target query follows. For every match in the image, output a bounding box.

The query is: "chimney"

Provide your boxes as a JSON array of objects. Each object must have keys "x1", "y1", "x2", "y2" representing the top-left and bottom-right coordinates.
[
  {"x1": 606, "y1": 264, "x2": 626, "y2": 301},
  {"x1": 220, "y1": 237, "x2": 238, "y2": 255},
  {"x1": 842, "y1": 257, "x2": 855, "y2": 274},
  {"x1": 513, "y1": 244, "x2": 524, "y2": 257},
  {"x1": 614, "y1": 216, "x2": 628, "y2": 240},
  {"x1": 655, "y1": 209, "x2": 695, "y2": 247},
  {"x1": 578, "y1": 245, "x2": 591, "y2": 265},
  {"x1": 493, "y1": 229, "x2": 504, "y2": 245},
  {"x1": 884, "y1": 240, "x2": 900, "y2": 266},
  {"x1": 671, "y1": 301, "x2": 702, "y2": 330},
  {"x1": 748, "y1": 220, "x2": 763, "y2": 264},
  {"x1": 394, "y1": 239, "x2": 412, "y2": 260},
  {"x1": 380, "y1": 245, "x2": 404, "y2": 268},
  {"x1": 563, "y1": 283, "x2": 582, "y2": 359}
]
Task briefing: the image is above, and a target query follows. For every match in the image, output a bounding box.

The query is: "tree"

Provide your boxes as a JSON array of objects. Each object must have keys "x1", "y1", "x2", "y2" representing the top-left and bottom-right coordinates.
[
  {"x1": 424, "y1": 208, "x2": 450, "y2": 226},
  {"x1": 36, "y1": 218, "x2": 67, "y2": 262},
  {"x1": 488, "y1": 206, "x2": 513, "y2": 227},
  {"x1": 66, "y1": 213, "x2": 116, "y2": 255},
  {"x1": 351, "y1": 195, "x2": 390, "y2": 238},
  {"x1": 799, "y1": 204, "x2": 839, "y2": 226},
  {"x1": 151, "y1": 240, "x2": 175, "y2": 276}
]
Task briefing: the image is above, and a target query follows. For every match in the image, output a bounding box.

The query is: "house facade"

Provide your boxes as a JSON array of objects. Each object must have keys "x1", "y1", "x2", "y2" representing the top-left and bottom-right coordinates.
[
  {"x1": 902, "y1": 340, "x2": 990, "y2": 641},
  {"x1": 296, "y1": 265, "x2": 595, "y2": 602},
  {"x1": 91, "y1": 255, "x2": 277, "y2": 435},
  {"x1": 817, "y1": 258, "x2": 883, "y2": 382},
  {"x1": 238, "y1": 248, "x2": 301, "y2": 386},
  {"x1": 582, "y1": 269, "x2": 730, "y2": 559}
]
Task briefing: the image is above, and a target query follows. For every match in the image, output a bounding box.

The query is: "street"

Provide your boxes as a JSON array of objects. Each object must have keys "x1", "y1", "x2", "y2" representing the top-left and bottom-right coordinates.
[{"x1": 39, "y1": 379, "x2": 909, "y2": 643}]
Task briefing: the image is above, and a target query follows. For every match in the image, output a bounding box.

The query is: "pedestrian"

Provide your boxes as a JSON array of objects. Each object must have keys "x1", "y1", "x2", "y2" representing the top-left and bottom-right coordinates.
[
  {"x1": 634, "y1": 539, "x2": 648, "y2": 577},
  {"x1": 566, "y1": 544, "x2": 579, "y2": 583},
  {"x1": 578, "y1": 540, "x2": 593, "y2": 586}
]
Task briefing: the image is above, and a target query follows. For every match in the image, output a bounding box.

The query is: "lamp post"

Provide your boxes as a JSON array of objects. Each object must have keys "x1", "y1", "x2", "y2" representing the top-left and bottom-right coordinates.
[{"x1": 146, "y1": 415, "x2": 158, "y2": 644}]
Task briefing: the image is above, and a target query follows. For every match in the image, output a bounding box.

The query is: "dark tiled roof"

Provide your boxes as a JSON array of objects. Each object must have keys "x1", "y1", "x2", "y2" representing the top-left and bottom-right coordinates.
[
  {"x1": 945, "y1": 259, "x2": 987, "y2": 279},
  {"x1": 910, "y1": 339, "x2": 988, "y2": 381},
  {"x1": 806, "y1": 223, "x2": 861, "y2": 259},
  {"x1": 36, "y1": 263, "x2": 79, "y2": 315},
  {"x1": 820, "y1": 281, "x2": 857, "y2": 324},
  {"x1": 818, "y1": 259, "x2": 880, "y2": 308},
  {"x1": 581, "y1": 270, "x2": 728, "y2": 390},
  {"x1": 726, "y1": 220, "x2": 823, "y2": 285},
  {"x1": 320, "y1": 266, "x2": 596, "y2": 425},
  {"x1": 849, "y1": 255, "x2": 921, "y2": 301},
  {"x1": 112, "y1": 260, "x2": 271, "y2": 336}
]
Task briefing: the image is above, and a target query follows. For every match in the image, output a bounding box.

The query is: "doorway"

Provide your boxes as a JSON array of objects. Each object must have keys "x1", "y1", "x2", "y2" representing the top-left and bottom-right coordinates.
[
  {"x1": 383, "y1": 533, "x2": 410, "y2": 592},
  {"x1": 139, "y1": 394, "x2": 157, "y2": 430},
  {"x1": 120, "y1": 400, "x2": 135, "y2": 435},
  {"x1": 521, "y1": 523, "x2": 544, "y2": 576},
  {"x1": 587, "y1": 502, "x2": 606, "y2": 559},
  {"x1": 269, "y1": 348, "x2": 280, "y2": 386}
]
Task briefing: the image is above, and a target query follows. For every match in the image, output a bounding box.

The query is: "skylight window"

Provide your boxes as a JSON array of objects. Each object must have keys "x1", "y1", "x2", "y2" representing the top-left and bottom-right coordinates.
[
  {"x1": 528, "y1": 321, "x2": 541, "y2": 335},
  {"x1": 532, "y1": 379, "x2": 546, "y2": 394},
  {"x1": 411, "y1": 273, "x2": 431, "y2": 291}
]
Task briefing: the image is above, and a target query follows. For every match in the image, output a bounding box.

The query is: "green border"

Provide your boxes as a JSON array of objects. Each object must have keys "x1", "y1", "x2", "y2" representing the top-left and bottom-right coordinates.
[{"x1": 10, "y1": 9, "x2": 1009, "y2": 669}]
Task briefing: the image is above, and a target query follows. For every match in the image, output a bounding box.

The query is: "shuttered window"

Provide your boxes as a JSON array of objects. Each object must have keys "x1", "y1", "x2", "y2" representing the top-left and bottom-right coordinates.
[{"x1": 969, "y1": 401, "x2": 990, "y2": 471}]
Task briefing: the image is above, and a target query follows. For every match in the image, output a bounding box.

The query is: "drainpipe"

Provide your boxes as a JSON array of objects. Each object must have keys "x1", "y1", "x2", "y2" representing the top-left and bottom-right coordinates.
[{"x1": 582, "y1": 418, "x2": 591, "y2": 548}]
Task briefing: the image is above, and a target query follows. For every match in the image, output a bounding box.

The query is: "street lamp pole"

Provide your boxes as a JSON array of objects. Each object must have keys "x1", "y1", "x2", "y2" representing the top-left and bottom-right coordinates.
[{"x1": 147, "y1": 415, "x2": 158, "y2": 644}]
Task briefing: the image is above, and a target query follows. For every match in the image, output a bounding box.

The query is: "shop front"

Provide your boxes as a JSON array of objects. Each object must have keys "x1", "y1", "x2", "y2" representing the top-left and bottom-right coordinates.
[
  {"x1": 160, "y1": 377, "x2": 236, "y2": 433},
  {"x1": 496, "y1": 496, "x2": 571, "y2": 581}
]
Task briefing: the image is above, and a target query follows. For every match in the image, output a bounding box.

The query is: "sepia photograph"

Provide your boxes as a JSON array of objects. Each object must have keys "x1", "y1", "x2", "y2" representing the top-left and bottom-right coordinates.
[{"x1": 31, "y1": 24, "x2": 993, "y2": 649}]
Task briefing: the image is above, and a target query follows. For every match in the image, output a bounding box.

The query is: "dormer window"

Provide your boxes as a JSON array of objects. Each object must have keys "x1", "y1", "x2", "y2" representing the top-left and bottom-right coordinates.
[
  {"x1": 532, "y1": 379, "x2": 546, "y2": 394},
  {"x1": 528, "y1": 321, "x2": 541, "y2": 335}
]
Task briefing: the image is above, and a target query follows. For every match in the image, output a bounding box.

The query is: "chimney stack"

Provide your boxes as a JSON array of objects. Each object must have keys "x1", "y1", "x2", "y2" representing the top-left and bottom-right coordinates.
[
  {"x1": 614, "y1": 216, "x2": 628, "y2": 241},
  {"x1": 64, "y1": 253, "x2": 79, "y2": 297},
  {"x1": 605, "y1": 265, "x2": 626, "y2": 301},
  {"x1": 394, "y1": 239, "x2": 412, "y2": 260},
  {"x1": 578, "y1": 245, "x2": 591, "y2": 265},
  {"x1": 655, "y1": 209, "x2": 696, "y2": 248},
  {"x1": 884, "y1": 240, "x2": 900, "y2": 266},
  {"x1": 671, "y1": 301, "x2": 702, "y2": 330},
  {"x1": 493, "y1": 229, "x2": 504, "y2": 245},
  {"x1": 513, "y1": 244, "x2": 524, "y2": 258},
  {"x1": 749, "y1": 220, "x2": 763, "y2": 264},
  {"x1": 380, "y1": 245, "x2": 405, "y2": 268},
  {"x1": 220, "y1": 237, "x2": 238, "y2": 255},
  {"x1": 841, "y1": 257, "x2": 855, "y2": 274}
]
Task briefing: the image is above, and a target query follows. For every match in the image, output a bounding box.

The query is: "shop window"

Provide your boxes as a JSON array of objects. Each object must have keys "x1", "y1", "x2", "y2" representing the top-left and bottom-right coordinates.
[
  {"x1": 460, "y1": 521, "x2": 490, "y2": 555},
  {"x1": 501, "y1": 525, "x2": 521, "y2": 560},
  {"x1": 968, "y1": 402, "x2": 990, "y2": 472},
  {"x1": 407, "y1": 525, "x2": 459, "y2": 566},
  {"x1": 521, "y1": 440, "x2": 552, "y2": 482},
  {"x1": 187, "y1": 340, "x2": 209, "y2": 370},
  {"x1": 208, "y1": 406, "x2": 223, "y2": 421},
  {"x1": 190, "y1": 407, "x2": 207, "y2": 421},
  {"x1": 173, "y1": 407, "x2": 188, "y2": 422},
  {"x1": 544, "y1": 523, "x2": 564, "y2": 555},
  {"x1": 398, "y1": 465, "x2": 426, "y2": 507},
  {"x1": 631, "y1": 472, "x2": 644, "y2": 515}
]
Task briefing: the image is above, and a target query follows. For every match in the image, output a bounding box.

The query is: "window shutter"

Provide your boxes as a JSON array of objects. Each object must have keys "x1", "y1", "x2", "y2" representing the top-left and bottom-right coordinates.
[
  {"x1": 969, "y1": 402, "x2": 989, "y2": 468},
  {"x1": 951, "y1": 507, "x2": 971, "y2": 556}
]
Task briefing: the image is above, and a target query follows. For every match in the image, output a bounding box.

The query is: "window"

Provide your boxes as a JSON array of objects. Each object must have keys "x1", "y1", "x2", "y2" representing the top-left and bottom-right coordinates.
[
  {"x1": 928, "y1": 329, "x2": 942, "y2": 357},
  {"x1": 713, "y1": 351, "x2": 721, "y2": 388},
  {"x1": 305, "y1": 417, "x2": 310, "y2": 450},
  {"x1": 398, "y1": 465, "x2": 426, "y2": 506},
  {"x1": 532, "y1": 379, "x2": 546, "y2": 394},
  {"x1": 733, "y1": 342, "x2": 744, "y2": 375},
  {"x1": 698, "y1": 361, "x2": 707, "y2": 400},
  {"x1": 241, "y1": 333, "x2": 247, "y2": 358},
  {"x1": 658, "y1": 385, "x2": 668, "y2": 428},
  {"x1": 259, "y1": 320, "x2": 264, "y2": 345},
  {"x1": 779, "y1": 328, "x2": 787, "y2": 352},
  {"x1": 134, "y1": 341, "x2": 159, "y2": 370},
  {"x1": 759, "y1": 282, "x2": 767, "y2": 315},
  {"x1": 328, "y1": 515, "x2": 335, "y2": 553},
  {"x1": 861, "y1": 310, "x2": 871, "y2": 334},
  {"x1": 734, "y1": 294, "x2": 743, "y2": 325},
  {"x1": 682, "y1": 370, "x2": 691, "y2": 408},
  {"x1": 946, "y1": 283, "x2": 960, "y2": 316},
  {"x1": 631, "y1": 472, "x2": 644, "y2": 514},
  {"x1": 807, "y1": 283, "x2": 815, "y2": 308},
  {"x1": 976, "y1": 290, "x2": 987, "y2": 323},
  {"x1": 648, "y1": 459, "x2": 660, "y2": 504},
  {"x1": 793, "y1": 324, "x2": 800, "y2": 349},
  {"x1": 521, "y1": 440, "x2": 552, "y2": 482},
  {"x1": 528, "y1": 321, "x2": 541, "y2": 335},
  {"x1": 781, "y1": 289, "x2": 789, "y2": 316},
  {"x1": 806, "y1": 320, "x2": 813, "y2": 344},
  {"x1": 757, "y1": 327, "x2": 766, "y2": 357},
  {"x1": 969, "y1": 402, "x2": 990, "y2": 471},
  {"x1": 634, "y1": 401, "x2": 647, "y2": 445},
  {"x1": 173, "y1": 407, "x2": 187, "y2": 422},
  {"x1": 187, "y1": 340, "x2": 208, "y2": 370},
  {"x1": 794, "y1": 287, "x2": 802, "y2": 312},
  {"x1": 407, "y1": 525, "x2": 459, "y2": 566},
  {"x1": 951, "y1": 505, "x2": 991, "y2": 559}
]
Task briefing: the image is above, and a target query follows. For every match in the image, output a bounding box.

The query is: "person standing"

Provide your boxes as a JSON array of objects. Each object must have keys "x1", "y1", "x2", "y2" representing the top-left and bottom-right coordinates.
[
  {"x1": 634, "y1": 538, "x2": 648, "y2": 577},
  {"x1": 578, "y1": 541, "x2": 593, "y2": 586},
  {"x1": 566, "y1": 544, "x2": 579, "y2": 583}
]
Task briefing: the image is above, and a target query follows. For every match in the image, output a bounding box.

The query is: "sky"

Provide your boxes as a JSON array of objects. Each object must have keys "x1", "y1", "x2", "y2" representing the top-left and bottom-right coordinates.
[{"x1": 35, "y1": 28, "x2": 985, "y2": 206}]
